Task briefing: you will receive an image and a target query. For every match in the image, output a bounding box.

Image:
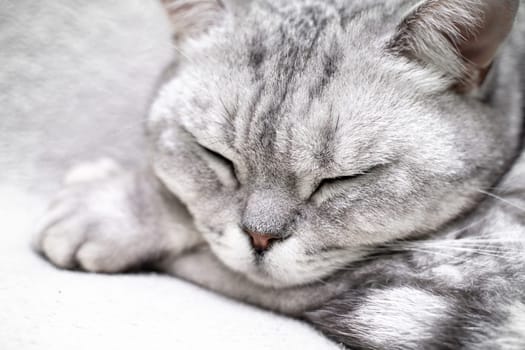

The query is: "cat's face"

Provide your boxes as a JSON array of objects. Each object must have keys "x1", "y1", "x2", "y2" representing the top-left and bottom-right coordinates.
[{"x1": 149, "y1": 0, "x2": 519, "y2": 287}]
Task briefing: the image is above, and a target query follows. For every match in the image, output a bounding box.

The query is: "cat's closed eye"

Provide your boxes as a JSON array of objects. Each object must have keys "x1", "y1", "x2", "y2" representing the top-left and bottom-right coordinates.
[
  {"x1": 310, "y1": 174, "x2": 365, "y2": 199},
  {"x1": 199, "y1": 144, "x2": 239, "y2": 185},
  {"x1": 310, "y1": 165, "x2": 384, "y2": 200}
]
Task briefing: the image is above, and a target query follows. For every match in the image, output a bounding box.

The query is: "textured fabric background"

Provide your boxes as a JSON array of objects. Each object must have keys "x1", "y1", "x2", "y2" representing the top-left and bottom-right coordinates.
[{"x1": 0, "y1": 1, "x2": 338, "y2": 348}]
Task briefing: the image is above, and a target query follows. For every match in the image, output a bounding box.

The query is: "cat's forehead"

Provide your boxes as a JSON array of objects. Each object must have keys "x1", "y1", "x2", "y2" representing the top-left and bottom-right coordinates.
[
  {"x1": 163, "y1": 0, "x2": 441, "y2": 178},
  {"x1": 174, "y1": 54, "x2": 405, "y2": 179}
]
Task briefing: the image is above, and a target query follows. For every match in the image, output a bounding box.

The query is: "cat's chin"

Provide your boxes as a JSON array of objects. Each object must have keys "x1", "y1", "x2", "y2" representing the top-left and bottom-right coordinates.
[
  {"x1": 217, "y1": 255, "x2": 323, "y2": 288},
  {"x1": 241, "y1": 267, "x2": 311, "y2": 289},
  {"x1": 211, "y1": 250, "x2": 330, "y2": 288},
  {"x1": 231, "y1": 255, "x2": 356, "y2": 289}
]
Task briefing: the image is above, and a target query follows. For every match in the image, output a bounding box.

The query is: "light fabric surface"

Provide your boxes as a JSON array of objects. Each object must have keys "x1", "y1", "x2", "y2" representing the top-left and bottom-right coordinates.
[{"x1": 0, "y1": 1, "x2": 338, "y2": 348}]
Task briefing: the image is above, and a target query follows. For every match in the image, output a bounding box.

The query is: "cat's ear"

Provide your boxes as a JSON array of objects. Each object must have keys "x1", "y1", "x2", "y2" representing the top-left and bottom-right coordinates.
[
  {"x1": 160, "y1": 0, "x2": 227, "y2": 42},
  {"x1": 388, "y1": 0, "x2": 519, "y2": 92}
]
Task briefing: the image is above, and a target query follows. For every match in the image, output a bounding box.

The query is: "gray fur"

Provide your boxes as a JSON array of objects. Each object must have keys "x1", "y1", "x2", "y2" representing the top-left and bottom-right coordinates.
[{"x1": 36, "y1": 0, "x2": 525, "y2": 348}]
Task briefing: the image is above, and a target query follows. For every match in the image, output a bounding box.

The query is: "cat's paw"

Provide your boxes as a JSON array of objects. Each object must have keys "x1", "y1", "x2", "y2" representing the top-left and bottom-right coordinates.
[{"x1": 34, "y1": 158, "x2": 158, "y2": 273}]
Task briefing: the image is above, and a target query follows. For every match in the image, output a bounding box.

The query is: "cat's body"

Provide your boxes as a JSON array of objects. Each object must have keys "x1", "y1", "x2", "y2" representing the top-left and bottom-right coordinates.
[{"x1": 35, "y1": 0, "x2": 525, "y2": 348}]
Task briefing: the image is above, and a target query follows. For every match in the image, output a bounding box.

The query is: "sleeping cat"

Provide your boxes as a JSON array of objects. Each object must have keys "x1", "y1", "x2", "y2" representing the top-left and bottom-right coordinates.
[{"x1": 34, "y1": 0, "x2": 525, "y2": 348}]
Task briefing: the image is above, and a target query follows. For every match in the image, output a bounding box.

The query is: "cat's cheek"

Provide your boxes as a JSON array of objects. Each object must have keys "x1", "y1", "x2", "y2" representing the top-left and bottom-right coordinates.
[
  {"x1": 262, "y1": 242, "x2": 313, "y2": 286},
  {"x1": 206, "y1": 223, "x2": 256, "y2": 274},
  {"x1": 263, "y1": 249, "x2": 337, "y2": 286}
]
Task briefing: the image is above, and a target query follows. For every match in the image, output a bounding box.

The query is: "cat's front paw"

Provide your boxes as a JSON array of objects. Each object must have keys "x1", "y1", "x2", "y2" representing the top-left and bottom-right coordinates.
[{"x1": 34, "y1": 158, "x2": 160, "y2": 273}]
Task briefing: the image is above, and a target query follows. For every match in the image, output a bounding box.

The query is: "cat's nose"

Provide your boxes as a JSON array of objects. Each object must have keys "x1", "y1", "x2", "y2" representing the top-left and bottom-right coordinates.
[{"x1": 244, "y1": 229, "x2": 280, "y2": 254}]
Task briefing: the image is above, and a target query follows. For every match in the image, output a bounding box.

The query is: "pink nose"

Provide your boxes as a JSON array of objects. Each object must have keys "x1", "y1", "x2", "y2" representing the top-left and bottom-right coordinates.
[{"x1": 245, "y1": 230, "x2": 279, "y2": 253}]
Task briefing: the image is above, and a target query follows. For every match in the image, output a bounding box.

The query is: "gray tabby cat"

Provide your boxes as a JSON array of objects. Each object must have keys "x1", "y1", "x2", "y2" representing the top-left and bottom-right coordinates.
[{"x1": 35, "y1": 0, "x2": 525, "y2": 348}]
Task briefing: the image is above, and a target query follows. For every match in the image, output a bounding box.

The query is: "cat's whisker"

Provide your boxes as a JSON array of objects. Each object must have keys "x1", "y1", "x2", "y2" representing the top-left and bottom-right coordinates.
[
  {"x1": 404, "y1": 244, "x2": 511, "y2": 258},
  {"x1": 422, "y1": 241, "x2": 522, "y2": 249},
  {"x1": 363, "y1": 237, "x2": 525, "y2": 258},
  {"x1": 387, "y1": 240, "x2": 505, "y2": 252},
  {"x1": 421, "y1": 245, "x2": 509, "y2": 253},
  {"x1": 171, "y1": 45, "x2": 199, "y2": 65},
  {"x1": 442, "y1": 217, "x2": 487, "y2": 237},
  {"x1": 434, "y1": 238, "x2": 523, "y2": 243},
  {"x1": 431, "y1": 248, "x2": 508, "y2": 258},
  {"x1": 476, "y1": 189, "x2": 525, "y2": 212},
  {"x1": 368, "y1": 218, "x2": 487, "y2": 253},
  {"x1": 403, "y1": 247, "x2": 464, "y2": 260}
]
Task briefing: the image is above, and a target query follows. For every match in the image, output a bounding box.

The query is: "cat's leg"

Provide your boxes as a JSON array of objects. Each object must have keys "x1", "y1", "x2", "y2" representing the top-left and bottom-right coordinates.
[
  {"x1": 168, "y1": 246, "x2": 525, "y2": 349},
  {"x1": 34, "y1": 158, "x2": 203, "y2": 273},
  {"x1": 305, "y1": 284, "x2": 455, "y2": 349},
  {"x1": 302, "y1": 253, "x2": 525, "y2": 350},
  {"x1": 305, "y1": 284, "x2": 525, "y2": 350}
]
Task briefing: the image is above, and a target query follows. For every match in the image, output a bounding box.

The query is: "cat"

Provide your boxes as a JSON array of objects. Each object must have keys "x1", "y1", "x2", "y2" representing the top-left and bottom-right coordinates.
[{"x1": 34, "y1": 0, "x2": 525, "y2": 348}]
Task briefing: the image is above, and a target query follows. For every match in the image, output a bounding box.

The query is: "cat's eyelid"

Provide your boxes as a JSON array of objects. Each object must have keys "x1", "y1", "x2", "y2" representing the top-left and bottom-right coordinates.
[
  {"x1": 322, "y1": 163, "x2": 384, "y2": 183},
  {"x1": 178, "y1": 126, "x2": 234, "y2": 163},
  {"x1": 200, "y1": 144, "x2": 232, "y2": 163},
  {"x1": 325, "y1": 171, "x2": 367, "y2": 182},
  {"x1": 317, "y1": 172, "x2": 364, "y2": 187},
  {"x1": 310, "y1": 164, "x2": 386, "y2": 201},
  {"x1": 198, "y1": 143, "x2": 241, "y2": 182}
]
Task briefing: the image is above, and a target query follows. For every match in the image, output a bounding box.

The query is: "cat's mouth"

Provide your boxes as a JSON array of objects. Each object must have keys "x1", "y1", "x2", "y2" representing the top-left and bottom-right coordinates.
[
  {"x1": 248, "y1": 243, "x2": 371, "y2": 288},
  {"x1": 206, "y1": 223, "x2": 357, "y2": 288},
  {"x1": 237, "y1": 249, "x2": 337, "y2": 288}
]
